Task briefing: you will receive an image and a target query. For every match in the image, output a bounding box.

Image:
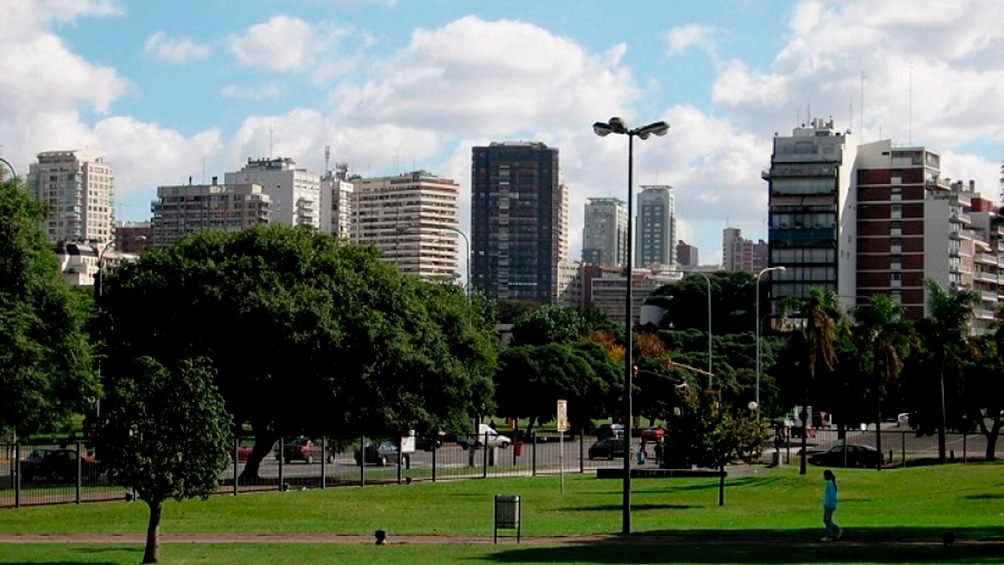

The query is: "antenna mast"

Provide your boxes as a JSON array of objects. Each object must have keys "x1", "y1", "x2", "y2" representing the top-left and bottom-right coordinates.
[{"x1": 324, "y1": 145, "x2": 331, "y2": 173}]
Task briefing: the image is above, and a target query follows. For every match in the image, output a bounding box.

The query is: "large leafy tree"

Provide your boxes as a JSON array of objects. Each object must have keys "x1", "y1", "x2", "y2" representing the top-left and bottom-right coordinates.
[
  {"x1": 100, "y1": 226, "x2": 497, "y2": 479},
  {"x1": 962, "y1": 333, "x2": 1004, "y2": 460},
  {"x1": 95, "y1": 356, "x2": 233, "y2": 564},
  {"x1": 649, "y1": 271, "x2": 757, "y2": 336},
  {"x1": 510, "y1": 306, "x2": 591, "y2": 346},
  {"x1": 0, "y1": 175, "x2": 96, "y2": 437},
  {"x1": 910, "y1": 280, "x2": 979, "y2": 463}
]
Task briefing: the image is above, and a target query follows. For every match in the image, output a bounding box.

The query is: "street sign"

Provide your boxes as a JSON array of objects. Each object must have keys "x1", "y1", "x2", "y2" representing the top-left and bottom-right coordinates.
[{"x1": 556, "y1": 400, "x2": 568, "y2": 432}]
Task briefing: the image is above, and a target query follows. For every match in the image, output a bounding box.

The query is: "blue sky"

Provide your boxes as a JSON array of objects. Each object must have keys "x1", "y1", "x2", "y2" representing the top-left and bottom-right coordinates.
[{"x1": 2, "y1": 0, "x2": 1002, "y2": 265}]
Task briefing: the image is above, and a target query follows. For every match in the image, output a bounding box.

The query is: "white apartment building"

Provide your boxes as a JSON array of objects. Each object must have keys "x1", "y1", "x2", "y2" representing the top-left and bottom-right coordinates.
[
  {"x1": 151, "y1": 180, "x2": 270, "y2": 248},
  {"x1": 319, "y1": 162, "x2": 353, "y2": 240},
  {"x1": 29, "y1": 149, "x2": 115, "y2": 243},
  {"x1": 225, "y1": 157, "x2": 319, "y2": 229},
  {"x1": 351, "y1": 170, "x2": 461, "y2": 282},
  {"x1": 582, "y1": 197, "x2": 627, "y2": 266}
]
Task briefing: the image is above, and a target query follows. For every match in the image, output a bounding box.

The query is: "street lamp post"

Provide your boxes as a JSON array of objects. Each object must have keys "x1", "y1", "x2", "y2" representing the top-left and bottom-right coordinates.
[
  {"x1": 0, "y1": 157, "x2": 16, "y2": 181},
  {"x1": 754, "y1": 266, "x2": 786, "y2": 414},
  {"x1": 593, "y1": 116, "x2": 670, "y2": 536},
  {"x1": 690, "y1": 272, "x2": 713, "y2": 386}
]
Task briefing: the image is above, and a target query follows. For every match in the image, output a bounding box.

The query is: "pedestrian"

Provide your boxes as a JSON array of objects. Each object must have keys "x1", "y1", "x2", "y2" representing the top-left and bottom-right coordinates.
[
  {"x1": 637, "y1": 439, "x2": 647, "y2": 465},
  {"x1": 821, "y1": 469, "x2": 842, "y2": 542},
  {"x1": 653, "y1": 437, "x2": 664, "y2": 467}
]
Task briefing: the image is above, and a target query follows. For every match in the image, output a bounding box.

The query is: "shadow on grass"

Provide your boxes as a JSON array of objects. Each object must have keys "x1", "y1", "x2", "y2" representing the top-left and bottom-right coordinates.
[
  {"x1": 566, "y1": 503, "x2": 702, "y2": 512},
  {"x1": 480, "y1": 527, "x2": 1004, "y2": 564}
]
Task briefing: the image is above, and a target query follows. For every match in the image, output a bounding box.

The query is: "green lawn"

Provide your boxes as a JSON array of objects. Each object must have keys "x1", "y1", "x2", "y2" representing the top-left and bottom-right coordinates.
[{"x1": 1, "y1": 462, "x2": 1003, "y2": 564}]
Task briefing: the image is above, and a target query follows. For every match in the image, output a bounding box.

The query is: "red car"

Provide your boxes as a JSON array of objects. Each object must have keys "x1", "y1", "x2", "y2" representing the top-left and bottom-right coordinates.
[
  {"x1": 276, "y1": 438, "x2": 326, "y2": 464},
  {"x1": 20, "y1": 448, "x2": 100, "y2": 483}
]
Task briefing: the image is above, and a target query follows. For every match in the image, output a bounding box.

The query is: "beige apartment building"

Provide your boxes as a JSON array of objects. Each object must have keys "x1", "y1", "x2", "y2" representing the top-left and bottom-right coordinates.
[
  {"x1": 151, "y1": 180, "x2": 270, "y2": 248},
  {"x1": 29, "y1": 149, "x2": 115, "y2": 243},
  {"x1": 351, "y1": 170, "x2": 461, "y2": 282}
]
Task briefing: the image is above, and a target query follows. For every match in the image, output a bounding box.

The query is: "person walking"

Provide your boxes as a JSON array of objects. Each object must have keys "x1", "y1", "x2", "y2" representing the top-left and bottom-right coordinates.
[{"x1": 821, "y1": 469, "x2": 842, "y2": 541}]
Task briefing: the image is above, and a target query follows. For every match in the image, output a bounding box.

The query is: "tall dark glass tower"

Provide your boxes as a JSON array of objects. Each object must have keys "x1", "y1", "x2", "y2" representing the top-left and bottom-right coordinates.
[{"x1": 471, "y1": 142, "x2": 567, "y2": 304}]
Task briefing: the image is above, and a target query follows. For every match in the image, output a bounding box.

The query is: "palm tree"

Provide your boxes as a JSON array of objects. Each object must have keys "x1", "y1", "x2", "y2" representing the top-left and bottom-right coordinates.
[
  {"x1": 916, "y1": 280, "x2": 978, "y2": 464},
  {"x1": 782, "y1": 287, "x2": 844, "y2": 475},
  {"x1": 850, "y1": 294, "x2": 915, "y2": 470}
]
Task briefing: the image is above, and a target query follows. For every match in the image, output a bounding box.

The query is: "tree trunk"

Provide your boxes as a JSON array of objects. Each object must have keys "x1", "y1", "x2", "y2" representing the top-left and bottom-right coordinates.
[
  {"x1": 874, "y1": 392, "x2": 883, "y2": 471},
  {"x1": 799, "y1": 387, "x2": 809, "y2": 475},
  {"x1": 985, "y1": 422, "x2": 1001, "y2": 461},
  {"x1": 938, "y1": 369, "x2": 947, "y2": 464},
  {"x1": 717, "y1": 466, "x2": 725, "y2": 507},
  {"x1": 238, "y1": 432, "x2": 277, "y2": 483},
  {"x1": 143, "y1": 499, "x2": 162, "y2": 564}
]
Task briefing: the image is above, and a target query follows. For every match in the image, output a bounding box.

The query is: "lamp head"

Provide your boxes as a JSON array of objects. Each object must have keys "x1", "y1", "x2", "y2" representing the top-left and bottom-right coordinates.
[{"x1": 592, "y1": 122, "x2": 613, "y2": 137}]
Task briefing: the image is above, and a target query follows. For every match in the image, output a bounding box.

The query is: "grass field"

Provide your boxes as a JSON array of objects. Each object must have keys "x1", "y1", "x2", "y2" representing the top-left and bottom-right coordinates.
[{"x1": 1, "y1": 462, "x2": 1003, "y2": 564}]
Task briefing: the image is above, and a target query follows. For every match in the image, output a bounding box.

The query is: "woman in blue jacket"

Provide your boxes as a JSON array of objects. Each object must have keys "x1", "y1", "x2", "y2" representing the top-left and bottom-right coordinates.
[{"x1": 821, "y1": 469, "x2": 842, "y2": 541}]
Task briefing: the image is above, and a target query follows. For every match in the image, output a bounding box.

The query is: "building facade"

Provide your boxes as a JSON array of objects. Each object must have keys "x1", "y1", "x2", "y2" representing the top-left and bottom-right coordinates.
[
  {"x1": 150, "y1": 181, "x2": 270, "y2": 248},
  {"x1": 636, "y1": 185, "x2": 676, "y2": 269},
  {"x1": 113, "y1": 222, "x2": 153, "y2": 254},
  {"x1": 471, "y1": 142, "x2": 568, "y2": 304},
  {"x1": 582, "y1": 197, "x2": 627, "y2": 266},
  {"x1": 722, "y1": 227, "x2": 768, "y2": 273},
  {"x1": 351, "y1": 170, "x2": 461, "y2": 282},
  {"x1": 319, "y1": 162, "x2": 353, "y2": 240},
  {"x1": 225, "y1": 157, "x2": 320, "y2": 229},
  {"x1": 29, "y1": 149, "x2": 115, "y2": 243},
  {"x1": 764, "y1": 118, "x2": 858, "y2": 314},
  {"x1": 676, "y1": 240, "x2": 699, "y2": 268}
]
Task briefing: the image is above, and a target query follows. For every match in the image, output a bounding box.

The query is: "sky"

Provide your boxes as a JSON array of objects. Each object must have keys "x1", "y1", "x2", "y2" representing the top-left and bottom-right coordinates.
[{"x1": 1, "y1": 0, "x2": 1002, "y2": 267}]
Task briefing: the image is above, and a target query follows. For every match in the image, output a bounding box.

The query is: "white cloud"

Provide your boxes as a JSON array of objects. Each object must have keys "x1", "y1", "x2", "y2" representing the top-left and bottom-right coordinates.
[
  {"x1": 227, "y1": 16, "x2": 347, "y2": 76},
  {"x1": 221, "y1": 83, "x2": 287, "y2": 100},
  {"x1": 144, "y1": 32, "x2": 210, "y2": 64},
  {"x1": 0, "y1": 0, "x2": 122, "y2": 41},
  {"x1": 665, "y1": 24, "x2": 718, "y2": 57},
  {"x1": 328, "y1": 16, "x2": 636, "y2": 135}
]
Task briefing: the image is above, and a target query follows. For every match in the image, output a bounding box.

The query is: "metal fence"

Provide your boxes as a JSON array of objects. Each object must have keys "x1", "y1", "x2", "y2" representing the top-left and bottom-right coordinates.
[{"x1": 3, "y1": 428, "x2": 997, "y2": 509}]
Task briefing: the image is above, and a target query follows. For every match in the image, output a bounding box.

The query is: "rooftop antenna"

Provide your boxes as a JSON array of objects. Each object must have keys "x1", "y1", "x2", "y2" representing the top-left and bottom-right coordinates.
[
  {"x1": 201, "y1": 157, "x2": 206, "y2": 184},
  {"x1": 998, "y1": 161, "x2": 1004, "y2": 208},
  {"x1": 268, "y1": 120, "x2": 274, "y2": 158},
  {"x1": 859, "y1": 71, "x2": 865, "y2": 139},
  {"x1": 324, "y1": 145, "x2": 331, "y2": 173},
  {"x1": 908, "y1": 63, "x2": 913, "y2": 145}
]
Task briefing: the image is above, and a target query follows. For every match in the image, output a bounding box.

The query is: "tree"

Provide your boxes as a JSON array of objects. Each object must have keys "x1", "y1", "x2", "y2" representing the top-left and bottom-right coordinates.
[
  {"x1": 782, "y1": 288, "x2": 844, "y2": 474},
  {"x1": 649, "y1": 271, "x2": 757, "y2": 336},
  {"x1": 100, "y1": 226, "x2": 497, "y2": 480},
  {"x1": 493, "y1": 342, "x2": 616, "y2": 436},
  {"x1": 94, "y1": 356, "x2": 233, "y2": 564},
  {"x1": 0, "y1": 175, "x2": 96, "y2": 437},
  {"x1": 510, "y1": 306, "x2": 590, "y2": 346},
  {"x1": 912, "y1": 280, "x2": 978, "y2": 464},
  {"x1": 961, "y1": 335, "x2": 1004, "y2": 460}
]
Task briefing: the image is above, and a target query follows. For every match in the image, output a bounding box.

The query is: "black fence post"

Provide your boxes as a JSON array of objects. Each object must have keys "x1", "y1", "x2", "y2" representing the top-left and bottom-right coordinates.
[
  {"x1": 531, "y1": 433, "x2": 537, "y2": 477},
  {"x1": 321, "y1": 437, "x2": 326, "y2": 489},
  {"x1": 482, "y1": 432, "x2": 489, "y2": 479},
  {"x1": 232, "y1": 437, "x2": 238, "y2": 496},
  {"x1": 75, "y1": 442, "x2": 82, "y2": 504},
  {"x1": 963, "y1": 433, "x2": 967, "y2": 463},
  {"x1": 431, "y1": 442, "x2": 437, "y2": 482},
  {"x1": 579, "y1": 431, "x2": 585, "y2": 474},
  {"x1": 14, "y1": 442, "x2": 20, "y2": 509},
  {"x1": 278, "y1": 437, "x2": 284, "y2": 492},
  {"x1": 359, "y1": 435, "x2": 366, "y2": 487},
  {"x1": 901, "y1": 432, "x2": 906, "y2": 468}
]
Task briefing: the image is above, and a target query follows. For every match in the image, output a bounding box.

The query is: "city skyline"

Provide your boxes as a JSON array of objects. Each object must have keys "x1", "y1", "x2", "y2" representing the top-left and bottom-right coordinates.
[{"x1": 1, "y1": 0, "x2": 1001, "y2": 266}]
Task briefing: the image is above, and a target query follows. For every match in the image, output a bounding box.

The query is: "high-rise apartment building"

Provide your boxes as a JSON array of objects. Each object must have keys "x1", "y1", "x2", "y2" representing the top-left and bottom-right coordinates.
[
  {"x1": 676, "y1": 240, "x2": 699, "y2": 268},
  {"x1": 722, "y1": 227, "x2": 767, "y2": 273},
  {"x1": 636, "y1": 185, "x2": 676, "y2": 269},
  {"x1": 29, "y1": 149, "x2": 115, "y2": 243},
  {"x1": 764, "y1": 118, "x2": 858, "y2": 313},
  {"x1": 582, "y1": 197, "x2": 627, "y2": 266},
  {"x1": 150, "y1": 180, "x2": 270, "y2": 247},
  {"x1": 351, "y1": 170, "x2": 460, "y2": 282},
  {"x1": 471, "y1": 142, "x2": 568, "y2": 304},
  {"x1": 225, "y1": 157, "x2": 320, "y2": 229},
  {"x1": 319, "y1": 162, "x2": 353, "y2": 240}
]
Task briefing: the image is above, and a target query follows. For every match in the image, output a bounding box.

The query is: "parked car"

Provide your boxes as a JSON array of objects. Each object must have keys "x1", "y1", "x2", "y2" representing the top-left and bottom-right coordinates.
[
  {"x1": 596, "y1": 423, "x2": 625, "y2": 439},
  {"x1": 235, "y1": 444, "x2": 254, "y2": 461},
  {"x1": 277, "y1": 438, "x2": 327, "y2": 464},
  {"x1": 809, "y1": 444, "x2": 882, "y2": 468},
  {"x1": 588, "y1": 437, "x2": 626, "y2": 460},
  {"x1": 20, "y1": 448, "x2": 100, "y2": 482},
  {"x1": 897, "y1": 413, "x2": 911, "y2": 427},
  {"x1": 354, "y1": 441, "x2": 408, "y2": 466},
  {"x1": 459, "y1": 424, "x2": 511, "y2": 449},
  {"x1": 640, "y1": 427, "x2": 664, "y2": 441}
]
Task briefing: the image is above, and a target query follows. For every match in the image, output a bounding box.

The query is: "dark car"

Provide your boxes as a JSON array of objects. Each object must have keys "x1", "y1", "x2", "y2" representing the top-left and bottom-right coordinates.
[
  {"x1": 277, "y1": 438, "x2": 327, "y2": 464},
  {"x1": 588, "y1": 437, "x2": 626, "y2": 460},
  {"x1": 354, "y1": 441, "x2": 408, "y2": 466},
  {"x1": 20, "y1": 448, "x2": 100, "y2": 482},
  {"x1": 596, "y1": 423, "x2": 625, "y2": 439},
  {"x1": 809, "y1": 444, "x2": 882, "y2": 468}
]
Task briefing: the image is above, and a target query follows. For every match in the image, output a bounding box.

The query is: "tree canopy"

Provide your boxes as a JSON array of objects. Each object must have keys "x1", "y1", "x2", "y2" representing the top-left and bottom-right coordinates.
[
  {"x1": 99, "y1": 225, "x2": 498, "y2": 477},
  {"x1": 0, "y1": 176, "x2": 96, "y2": 437}
]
